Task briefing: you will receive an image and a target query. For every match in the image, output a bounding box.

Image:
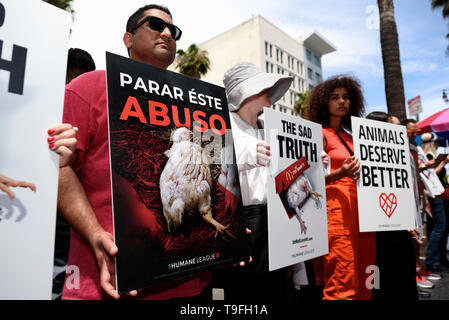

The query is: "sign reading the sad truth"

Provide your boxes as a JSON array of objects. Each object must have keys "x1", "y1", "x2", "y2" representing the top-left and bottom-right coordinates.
[{"x1": 352, "y1": 117, "x2": 416, "y2": 232}]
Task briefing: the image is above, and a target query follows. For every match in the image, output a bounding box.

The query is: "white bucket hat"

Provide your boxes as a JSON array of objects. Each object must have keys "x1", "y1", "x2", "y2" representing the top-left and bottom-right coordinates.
[{"x1": 223, "y1": 62, "x2": 293, "y2": 111}]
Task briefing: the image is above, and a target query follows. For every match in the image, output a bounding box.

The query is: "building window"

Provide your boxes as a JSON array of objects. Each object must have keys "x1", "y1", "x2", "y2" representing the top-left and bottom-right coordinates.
[
  {"x1": 265, "y1": 42, "x2": 268, "y2": 56},
  {"x1": 306, "y1": 49, "x2": 312, "y2": 62},
  {"x1": 270, "y1": 44, "x2": 272, "y2": 58},
  {"x1": 276, "y1": 48, "x2": 279, "y2": 62},
  {"x1": 307, "y1": 67, "x2": 313, "y2": 80},
  {"x1": 315, "y1": 72, "x2": 321, "y2": 83},
  {"x1": 280, "y1": 51, "x2": 283, "y2": 64},
  {"x1": 309, "y1": 84, "x2": 314, "y2": 90},
  {"x1": 270, "y1": 63, "x2": 274, "y2": 73},
  {"x1": 266, "y1": 61, "x2": 269, "y2": 73},
  {"x1": 313, "y1": 54, "x2": 321, "y2": 67},
  {"x1": 287, "y1": 56, "x2": 290, "y2": 69}
]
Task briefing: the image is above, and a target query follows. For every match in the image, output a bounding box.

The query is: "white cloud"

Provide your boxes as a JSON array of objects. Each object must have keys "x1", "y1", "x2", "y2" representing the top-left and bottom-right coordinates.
[
  {"x1": 402, "y1": 60, "x2": 439, "y2": 74},
  {"x1": 417, "y1": 93, "x2": 448, "y2": 120}
]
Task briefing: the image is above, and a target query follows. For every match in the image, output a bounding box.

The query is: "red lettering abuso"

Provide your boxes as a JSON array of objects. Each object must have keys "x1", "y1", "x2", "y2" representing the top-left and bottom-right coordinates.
[{"x1": 119, "y1": 96, "x2": 227, "y2": 135}]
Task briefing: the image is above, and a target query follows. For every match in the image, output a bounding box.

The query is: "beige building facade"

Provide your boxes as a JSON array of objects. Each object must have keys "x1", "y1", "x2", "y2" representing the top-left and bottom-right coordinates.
[{"x1": 190, "y1": 15, "x2": 336, "y2": 115}]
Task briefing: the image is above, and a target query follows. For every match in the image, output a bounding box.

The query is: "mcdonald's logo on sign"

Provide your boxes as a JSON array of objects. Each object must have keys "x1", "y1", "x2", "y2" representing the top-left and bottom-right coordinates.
[
  {"x1": 275, "y1": 157, "x2": 310, "y2": 194},
  {"x1": 285, "y1": 171, "x2": 295, "y2": 184}
]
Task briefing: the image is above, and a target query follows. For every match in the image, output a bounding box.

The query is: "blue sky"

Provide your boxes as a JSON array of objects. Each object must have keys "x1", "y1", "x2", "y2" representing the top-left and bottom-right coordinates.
[{"x1": 69, "y1": 0, "x2": 449, "y2": 121}]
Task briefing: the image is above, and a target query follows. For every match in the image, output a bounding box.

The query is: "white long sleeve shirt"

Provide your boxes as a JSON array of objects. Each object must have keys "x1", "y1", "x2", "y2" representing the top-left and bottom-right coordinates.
[{"x1": 230, "y1": 112, "x2": 268, "y2": 206}]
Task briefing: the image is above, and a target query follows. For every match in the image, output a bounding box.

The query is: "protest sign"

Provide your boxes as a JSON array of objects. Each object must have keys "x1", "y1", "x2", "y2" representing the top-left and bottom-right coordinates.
[
  {"x1": 0, "y1": 0, "x2": 70, "y2": 299},
  {"x1": 264, "y1": 108, "x2": 328, "y2": 271},
  {"x1": 352, "y1": 117, "x2": 416, "y2": 232},
  {"x1": 106, "y1": 52, "x2": 248, "y2": 293},
  {"x1": 407, "y1": 96, "x2": 422, "y2": 117},
  {"x1": 416, "y1": 146, "x2": 445, "y2": 197},
  {"x1": 420, "y1": 169, "x2": 445, "y2": 197}
]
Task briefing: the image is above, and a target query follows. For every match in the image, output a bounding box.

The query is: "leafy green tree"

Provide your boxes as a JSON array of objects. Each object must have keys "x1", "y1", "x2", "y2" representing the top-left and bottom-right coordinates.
[
  {"x1": 293, "y1": 91, "x2": 310, "y2": 117},
  {"x1": 431, "y1": 0, "x2": 449, "y2": 51},
  {"x1": 42, "y1": 0, "x2": 74, "y2": 14},
  {"x1": 175, "y1": 44, "x2": 211, "y2": 79},
  {"x1": 378, "y1": 0, "x2": 406, "y2": 121}
]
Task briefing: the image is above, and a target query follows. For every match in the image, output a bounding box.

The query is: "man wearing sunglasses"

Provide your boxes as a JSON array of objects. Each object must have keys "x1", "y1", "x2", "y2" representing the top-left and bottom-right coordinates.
[{"x1": 58, "y1": 4, "x2": 212, "y2": 300}]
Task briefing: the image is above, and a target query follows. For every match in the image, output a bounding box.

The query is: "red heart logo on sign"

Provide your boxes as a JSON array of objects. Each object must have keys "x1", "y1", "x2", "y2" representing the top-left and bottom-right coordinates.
[
  {"x1": 215, "y1": 252, "x2": 220, "y2": 259},
  {"x1": 379, "y1": 193, "x2": 397, "y2": 218}
]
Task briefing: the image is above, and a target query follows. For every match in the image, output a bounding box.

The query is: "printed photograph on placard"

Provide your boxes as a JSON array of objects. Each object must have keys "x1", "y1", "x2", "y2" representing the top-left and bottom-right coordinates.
[{"x1": 106, "y1": 52, "x2": 248, "y2": 293}]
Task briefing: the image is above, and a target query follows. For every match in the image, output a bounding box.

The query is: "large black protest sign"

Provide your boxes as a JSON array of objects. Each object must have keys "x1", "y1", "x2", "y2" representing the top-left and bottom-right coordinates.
[{"x1": 106, "y1": 52, "x2": 247, "y2": 293}]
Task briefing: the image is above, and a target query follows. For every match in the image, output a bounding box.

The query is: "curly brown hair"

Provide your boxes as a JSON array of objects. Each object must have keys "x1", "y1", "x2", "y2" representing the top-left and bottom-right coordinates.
[{"x1": 304, "y1": 75, "x2": 365, "y2": 131}]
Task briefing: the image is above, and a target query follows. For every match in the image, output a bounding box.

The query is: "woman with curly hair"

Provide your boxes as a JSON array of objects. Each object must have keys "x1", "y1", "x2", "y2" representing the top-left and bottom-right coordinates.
[{"x1": 305, "y1": 75, "x2": 376, "y2": 300}]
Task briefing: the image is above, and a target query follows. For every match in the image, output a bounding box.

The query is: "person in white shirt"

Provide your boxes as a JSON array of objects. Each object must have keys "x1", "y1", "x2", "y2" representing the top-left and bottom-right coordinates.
[{"x1": 218, "y1": 62, "x2": 295, "y2": 300}]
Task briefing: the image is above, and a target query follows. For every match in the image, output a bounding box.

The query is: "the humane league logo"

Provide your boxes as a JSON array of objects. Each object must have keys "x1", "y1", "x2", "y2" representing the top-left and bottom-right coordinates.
[{"x1": 379, "y1": 192, "x2": 397, "y2": 218}]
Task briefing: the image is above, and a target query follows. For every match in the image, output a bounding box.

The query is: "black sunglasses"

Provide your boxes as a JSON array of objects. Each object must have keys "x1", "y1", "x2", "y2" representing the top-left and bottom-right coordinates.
[{"x1": 130, "y1": 16, "x2": 182, "y2": 41}]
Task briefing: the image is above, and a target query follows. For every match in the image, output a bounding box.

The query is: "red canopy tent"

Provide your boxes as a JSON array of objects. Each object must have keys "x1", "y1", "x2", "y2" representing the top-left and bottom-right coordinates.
[
  {"x1": 418, "y1": 107, "x2": 449, "y2": 133},
  {"x1": 418, "y1": 107, "x2": 449, "y2": 145}
]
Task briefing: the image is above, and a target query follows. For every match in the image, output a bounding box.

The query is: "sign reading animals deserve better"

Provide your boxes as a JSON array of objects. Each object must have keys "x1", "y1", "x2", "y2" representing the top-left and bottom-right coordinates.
[
  {"x1": 106, "y1": 52, "x2": 248, "y2": 293},
  {"x1": 352, "y1": 117, "x2": 416, "y2": 232},
  {"x1": 265, "y1": 108, "x2": 328, "y2": 271}
]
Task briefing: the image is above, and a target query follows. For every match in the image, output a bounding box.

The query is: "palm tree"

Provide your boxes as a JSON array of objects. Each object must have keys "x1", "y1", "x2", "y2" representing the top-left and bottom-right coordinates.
[
  {"x1": 431, "y1": 0, "x2": 449, "y2": 51},
  {"x1": 293, "y1": 91, "x2": 310, "y2": 117},
  {"x1": 42, "y1": 0, "x2": 74, "y2": 14},
  {"x1": 432, "y1": 0, "x2": 449, "y2": 17},
  {"x1": 175, "y1": 44, "x2": 211, "y2": 79},
  {"x1": 378, "y1": 0, "x2": 406, "y2": 121}
]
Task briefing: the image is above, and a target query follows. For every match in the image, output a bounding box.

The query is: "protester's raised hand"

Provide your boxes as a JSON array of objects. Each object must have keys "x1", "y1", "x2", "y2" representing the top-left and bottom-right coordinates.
[
  {"x1": 321, "y1": 152, "x2": 329, "y2": 168},
  {"x1": 256, "y1": 141, "x2": 271, "y2": 166},
  {"x1": 340, "y1": 156, "x2": 360, "y2": 180},
  {"x1": 90, "y1": 229, "x2": 138, "y2": 299},
  {"x1": 408, "y1": 228, "x2": 423, "y2": 244},
  {"x1": 47, "y1": 124, "x2": 78, "y2": 167},
  {"x1": 0, "y1": 174, "x2": 36, "y2": 199}
]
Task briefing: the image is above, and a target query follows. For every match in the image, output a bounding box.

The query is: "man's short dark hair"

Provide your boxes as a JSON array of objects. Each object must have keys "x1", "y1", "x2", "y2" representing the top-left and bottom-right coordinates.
[
  {"x1": 126, "y1": 4, "x2": 172, "y2": 33},
  {"x1": 402, "y1": 118, "x2": 417, "y2": 126},
  {"x1": 366, "y1": 111, "x2": 388, "y2": 122},
  {"x1": 67, "y1": 48, "x2": 96, "y2": 72}
]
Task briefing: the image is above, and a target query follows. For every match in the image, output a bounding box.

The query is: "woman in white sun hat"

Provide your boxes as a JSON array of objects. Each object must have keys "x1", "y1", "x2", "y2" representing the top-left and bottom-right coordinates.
[{"x1": 218, "y1": 62, "x2": 299, "y2": 301}]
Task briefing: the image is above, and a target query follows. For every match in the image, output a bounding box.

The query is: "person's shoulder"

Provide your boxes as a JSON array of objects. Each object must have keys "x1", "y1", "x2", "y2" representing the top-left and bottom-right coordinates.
[
  {"x1": 66, "y1": 70, "x2": 106, "y2": 93},
  {"x1": 322, "y1": 127, "x2": 333, "y2": 137}
]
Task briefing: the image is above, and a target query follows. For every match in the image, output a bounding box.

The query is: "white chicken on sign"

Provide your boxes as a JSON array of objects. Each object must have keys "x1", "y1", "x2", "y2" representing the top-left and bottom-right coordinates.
[
  {"x1": 286, "y1": 174, "x2": 322, "y2": 234},
  {"x1": 159, "y1": 127, "x2": 235, "y2": 239}
]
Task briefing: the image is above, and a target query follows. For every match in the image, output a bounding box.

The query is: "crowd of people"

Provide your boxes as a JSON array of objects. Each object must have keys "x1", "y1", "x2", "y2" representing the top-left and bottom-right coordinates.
[{"x1": 3, "y1": 3, "x2": 449, "y2": 301}]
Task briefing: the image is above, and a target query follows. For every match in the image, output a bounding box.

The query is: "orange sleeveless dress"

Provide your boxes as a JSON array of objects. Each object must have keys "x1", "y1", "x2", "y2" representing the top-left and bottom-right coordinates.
[{"x1": 314, "y1": 127, "x2": 376, "y2": 300}]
